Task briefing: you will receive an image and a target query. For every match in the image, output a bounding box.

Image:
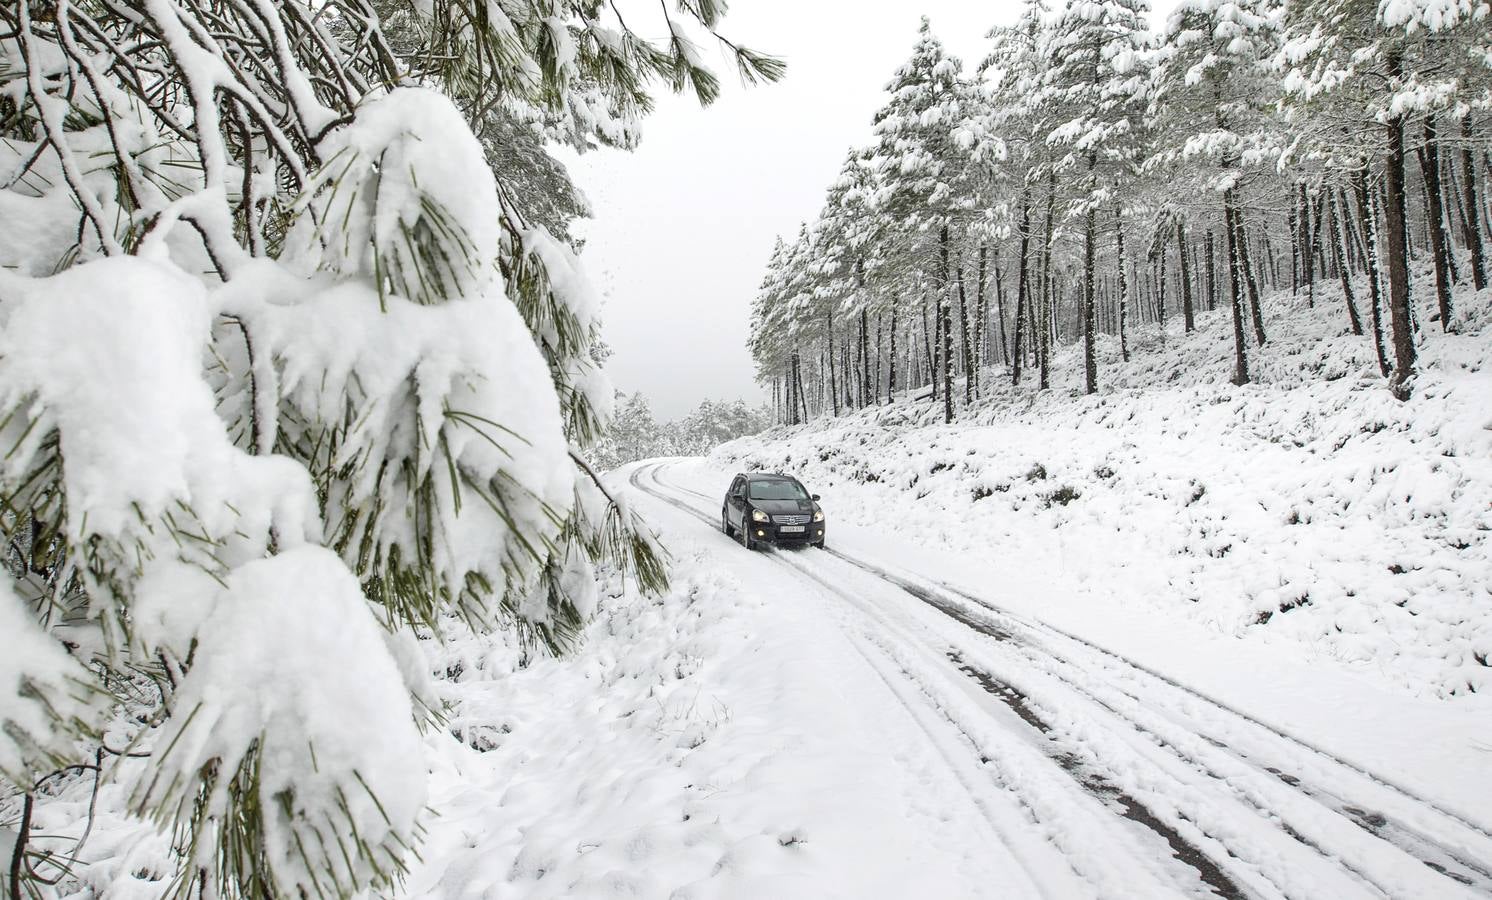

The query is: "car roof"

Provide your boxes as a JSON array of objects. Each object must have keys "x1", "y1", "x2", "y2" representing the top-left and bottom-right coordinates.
[{"x1": 743, "y1": 471, "x2": 794, "y2": 481}]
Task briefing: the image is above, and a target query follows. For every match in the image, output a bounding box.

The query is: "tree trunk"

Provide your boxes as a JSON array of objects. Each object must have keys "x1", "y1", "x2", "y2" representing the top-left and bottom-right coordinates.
[
  {"x1": 826, "y1": 312, "x2": 838, "y2": 416},
  {"x1": 1156, "y1": 239, "x2": 1168, "y2": 324},
  {"x1": 975, "y1": 246, "x2": 989, "y2": 388},
  {"x1": 940, "y1": 224, "x2": 954, "y2": 423},
  {"x1": 1459, "y1": 115, "x2": 1488, "y2": 290},
  {"x1": 1289, "y1": 191, "x2": 1300, "y2": 298},
  {"x1": 888, "y1": 305, "x2": 898, "y2": 403},
  {"x1": 1383, "y1": 99, "x2": 1417, "y2": 399},
  {"x1": 859, "y1": 307, "x2": 870, "y2": 408},
  {"x1": 1353, "y1": 169, "x2": 1392, "y2": 378},
  {"x1": 1329, "y1": 189, "x2": 1364, "y2": 337},
  {"x1": 956, "y1": 265, "x2": 974, "y2": 403},
  {"x1": 1114, "y1": 205, "x2": 1130, "y2": 362},
  {"x1": 921, "y1": 298, "x2": 934, "y2": 398},
  {"x1": 1234, "y1": 211, "x2": 1266, "y2": 345},
  {"x1": 993, "y1": 249, "x2": 1011, "y2": 367},
  {"x1": 1301, "y1": 184, "x2": 1318, "y2": 307},
  {"x1": 1224, "y1": 192, "x2": 1249, "y2": 385},
  {"x1": 1038, "y1": 174, "x2": 1056, "y2": 391},
  {"x1": 787, "y1": 351, "x2": 798, "y2": 425},
  {"x1": 1012, "y1": 188, "x2": 1033, "y2": 385},
  {"x1": 1177, "y1": 219, "x2": 1196, "y2": 333},
  {"x1": 1419, "y1": 117, "x2": 1454, "y2": 329},
  {"x1": 1205, "y1": 228, "x2": 1217, "y2": 312},
  {"x1": 1083, "y1": 200, "x2": 1098, "y2": 394}
]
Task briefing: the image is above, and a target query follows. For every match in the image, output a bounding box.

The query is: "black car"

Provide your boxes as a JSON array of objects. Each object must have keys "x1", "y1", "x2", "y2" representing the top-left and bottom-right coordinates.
[{"x1": 722, "y1": 472, "x2": 825, "y2": 550}]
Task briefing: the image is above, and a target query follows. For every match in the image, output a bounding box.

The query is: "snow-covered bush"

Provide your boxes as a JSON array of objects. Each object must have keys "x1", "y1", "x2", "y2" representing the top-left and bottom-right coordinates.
[{"x1": 0, "y1": 1, "x2": 777, "y2": 897}]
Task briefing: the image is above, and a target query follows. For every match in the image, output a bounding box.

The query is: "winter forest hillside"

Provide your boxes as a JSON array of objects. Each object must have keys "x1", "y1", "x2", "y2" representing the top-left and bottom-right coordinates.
[
  {"x1": 749, "y1": 3, "x2": 1491, "y2": 419},
  {"x1": 737, "y1": 0, "x2": 1492, "y2": 693}
]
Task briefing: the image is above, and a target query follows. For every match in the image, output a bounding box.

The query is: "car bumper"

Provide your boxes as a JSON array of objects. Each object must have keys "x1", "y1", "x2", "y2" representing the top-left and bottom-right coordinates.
[{"x1": 748, "y1": 522, "x2": 825, "y2": 545}]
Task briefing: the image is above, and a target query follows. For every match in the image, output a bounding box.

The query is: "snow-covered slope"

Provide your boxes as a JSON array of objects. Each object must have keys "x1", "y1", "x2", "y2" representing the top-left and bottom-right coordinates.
[{"x1": 714, "y1": 276, "x2": 1492, "y2": 699}]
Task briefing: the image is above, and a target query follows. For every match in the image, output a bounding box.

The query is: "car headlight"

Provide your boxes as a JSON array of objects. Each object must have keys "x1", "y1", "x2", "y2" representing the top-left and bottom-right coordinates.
[
  {"x1": 812, "y1": 510, "x2": 824, "y2": 522},
  {"x1": 751, "y1": 509, "x2": 769, "y2": 523}
]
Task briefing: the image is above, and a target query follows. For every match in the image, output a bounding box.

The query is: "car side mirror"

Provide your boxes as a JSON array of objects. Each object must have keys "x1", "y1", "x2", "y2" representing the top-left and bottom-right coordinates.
[{"x1": 811, "y1": 494, "x2": 820, "y2": 501}]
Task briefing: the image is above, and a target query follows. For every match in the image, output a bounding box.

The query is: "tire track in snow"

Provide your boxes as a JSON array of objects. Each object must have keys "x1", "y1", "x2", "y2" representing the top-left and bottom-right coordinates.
[
  {"x1": 635, "y1": 461, "x2": 1492, "y2": 898},
  {"x1": 839, "y1": 557, "x2": 1492, "y2": 896},
  {"x1": 629, "y1": 462, "x2": 1252, "y2": 899}
]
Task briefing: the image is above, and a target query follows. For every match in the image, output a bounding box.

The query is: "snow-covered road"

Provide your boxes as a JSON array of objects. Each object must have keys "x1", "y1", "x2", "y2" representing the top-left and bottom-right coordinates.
[{"x1": 620, "y1": 458, "x2": 1492, "y2": 900}]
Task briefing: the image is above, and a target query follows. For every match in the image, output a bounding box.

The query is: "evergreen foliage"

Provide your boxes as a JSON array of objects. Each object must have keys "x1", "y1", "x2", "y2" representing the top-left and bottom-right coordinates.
[
  {"x1": 0, "y1": 1, "x2": 779, "y2": 897},
  {"x1": 748, "y1": 3, "x2": 1491, "y2": 420}
]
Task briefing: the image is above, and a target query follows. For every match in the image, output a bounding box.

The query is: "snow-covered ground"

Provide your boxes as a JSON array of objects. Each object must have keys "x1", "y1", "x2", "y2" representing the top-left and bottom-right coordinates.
[
  {"x1": 17, "y1": 450, "x2": 1492, "y2": 898},
  {"x1": 12, "y1": 279, "x2": 1490, "y2": 899},
  {"x1": 717, "y1": 277, "x2": 1492, "y2": 700},
  {"x1": 604, "y1": 459, "x2": 1492, "y2": 899}
]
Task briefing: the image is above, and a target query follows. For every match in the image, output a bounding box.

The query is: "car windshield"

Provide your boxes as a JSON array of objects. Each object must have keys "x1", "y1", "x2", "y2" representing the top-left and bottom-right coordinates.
[{"x1": 748, "y1": 479, "x2": 808, "y2": 501}]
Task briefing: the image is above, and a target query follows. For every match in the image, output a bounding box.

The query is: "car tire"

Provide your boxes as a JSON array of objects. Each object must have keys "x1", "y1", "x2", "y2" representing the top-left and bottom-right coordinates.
[
  {"x1": 812, "y1": 540, "x2": 825, "y2": 550},
  {"x1": 740, "y1": 521, "x2": 755, "y2": 551},
  {"x1": 721, "y1": 508, "x2": 733, "y2": 537}
]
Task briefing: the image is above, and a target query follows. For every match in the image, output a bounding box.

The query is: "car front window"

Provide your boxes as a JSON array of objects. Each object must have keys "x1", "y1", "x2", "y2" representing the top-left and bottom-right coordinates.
[{"x1": 748, "y1": 480, "x2": 808, "y2": 501}]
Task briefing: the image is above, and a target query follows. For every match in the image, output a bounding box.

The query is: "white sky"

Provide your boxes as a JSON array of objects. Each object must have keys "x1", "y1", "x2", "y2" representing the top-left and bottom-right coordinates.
[{"x1": 568, "y1": 1, "x2": 1178, "y2": 421}]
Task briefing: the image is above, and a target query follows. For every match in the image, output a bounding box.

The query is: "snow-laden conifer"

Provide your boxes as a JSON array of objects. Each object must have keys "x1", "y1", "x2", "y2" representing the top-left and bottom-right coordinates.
[{"x1": 0, "y1": 1, "x2": 778, "y2": 896}]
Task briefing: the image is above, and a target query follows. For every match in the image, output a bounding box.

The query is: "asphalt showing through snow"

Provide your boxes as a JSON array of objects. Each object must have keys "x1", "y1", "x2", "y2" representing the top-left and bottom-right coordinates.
[{"x1": 626, "y1": 460, "x2": 1492, "y2": 900}]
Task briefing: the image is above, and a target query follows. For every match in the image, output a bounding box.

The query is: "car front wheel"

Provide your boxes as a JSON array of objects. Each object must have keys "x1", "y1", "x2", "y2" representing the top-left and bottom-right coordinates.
[{"x1": 740, "y1": 519, "x2": 755, "y2": 551}]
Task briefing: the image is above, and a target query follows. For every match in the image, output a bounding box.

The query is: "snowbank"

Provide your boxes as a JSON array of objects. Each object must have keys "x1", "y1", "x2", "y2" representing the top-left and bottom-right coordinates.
[{"x1": 715, "y1": 276, "x2": 1492, "y2": 698}]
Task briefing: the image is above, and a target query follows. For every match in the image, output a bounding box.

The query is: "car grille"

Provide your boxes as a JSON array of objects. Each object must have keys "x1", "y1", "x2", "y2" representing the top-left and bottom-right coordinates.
[{"x1": 773, "y1": 514, "x2": 810, "y2": 525}]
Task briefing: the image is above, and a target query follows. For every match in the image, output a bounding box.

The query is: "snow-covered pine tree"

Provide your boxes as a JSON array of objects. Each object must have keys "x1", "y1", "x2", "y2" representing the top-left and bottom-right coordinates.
[
  {"x1": 872, "y1": 18, "x2": 975, "y2": 422},
  {"x1": 1150, "y1": 0, "x2": 1286, "y2": 385},
  {"x1": 0, "y1": 2, "x2": 778, "y2": 897},
  {"x1": 1043, "y1": 0, "x2": 1152, "y2": 394},
  {"x1": 981, "y1": 0, "x2": 1058, "y2": 387},
  {"x1": 1280, "y1": 0, "x2": 1491, "y2": 396}
]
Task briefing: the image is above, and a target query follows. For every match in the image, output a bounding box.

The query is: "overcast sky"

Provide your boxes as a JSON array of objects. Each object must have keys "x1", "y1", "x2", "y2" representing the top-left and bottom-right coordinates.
[{"x1": 568, "y1": 1, "x2": 1176, "y2": 421}]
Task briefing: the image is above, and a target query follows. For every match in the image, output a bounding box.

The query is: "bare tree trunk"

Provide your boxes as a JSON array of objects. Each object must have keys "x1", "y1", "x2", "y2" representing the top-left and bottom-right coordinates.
[
  {"x1": 1289, "y1": 188, "x2": 1301, "y2": 298},
  {"x1": 940, "y1": 224, "x2": 954, "y2": 423},
  {"x1": 1082, "y1": 200, "x2": 1098, "y2": 394},
  {"x1": 992, "y1": 249, "x2": 1011, "y2": 367},
  {"x1": 1038, "y1": 174, "x2": 1056, "y2": 391},
  {"x1": 1156, "y1": 238, "x2": 1168, "y2": 324},
  {"x1": 1234, "y1": 211, "x2": 1267, "y2": 345},
  {"x1": 1383, "y1": 96, "x2": 1417, "y2": 399},
  {"x1": 874, "y1": 314, "x2": 883, "y2": 405},
  {"x1": 1205, "y1": 228, "x2": 1217, "y2": 311},
  {"x1": 1012, "y1": 187, "x2": 1033, "y2": 385},
  {"x1": 974, "y1": 246, "x2": 989, "y2": 389},
  {"x1": 1224, "y1": 192, "x2": 1249, "y2": 385},
  {"x1": 1114, "y1": 205, "x2": 1131, "y2": 362},
  {"x1": 859, "y1": 307, "x2": 871, "y2": 407},
  {"x1": 921, "y1": 298, "x2": 934, "y2": 398},
  {"x1": 887, "y1": 304, "x2": 898, "y2": 402},
  {"x1": 1301, "y1": 184, "x2": 1318, "y2": 308},
  {"x1": 826, "y1": 312, "x2": 838, "y2": 416},
  {"x1": 1353, "y1": 168, "x2": 1392, "y2": 378},
  {"x1": 1460, "y1": 115, "x2": 1487, "y2": 290},
  {"x1": 1177, "y1": 219, "x2": 1196, "y2": 333},
  {"x1": 1329, "y1": 189, "x2": 1365, "y2": 336},
  {"x1": 1419, "y1": 116, "x2": 1454, "y2": 329},
  {"x1": 956, "y1": 265, "x2": 974, "y2": 403}
]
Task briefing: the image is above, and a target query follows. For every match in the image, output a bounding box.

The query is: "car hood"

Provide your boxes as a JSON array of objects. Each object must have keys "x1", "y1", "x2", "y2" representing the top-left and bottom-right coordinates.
[{"x1": 751, "y1": 498, "x2": 817, "y2": 515}]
